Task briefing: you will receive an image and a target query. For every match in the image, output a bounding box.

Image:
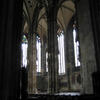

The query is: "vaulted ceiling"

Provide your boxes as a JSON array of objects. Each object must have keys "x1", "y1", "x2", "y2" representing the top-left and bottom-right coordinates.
[{"x1": 23, "y1": 0, "x2": 75, "y2": 38}]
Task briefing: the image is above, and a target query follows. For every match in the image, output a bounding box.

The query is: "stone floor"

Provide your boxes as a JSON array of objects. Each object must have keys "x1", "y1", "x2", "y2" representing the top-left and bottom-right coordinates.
[{"x1": 18, "y1": 94, "x2": 100, "y2": 100}]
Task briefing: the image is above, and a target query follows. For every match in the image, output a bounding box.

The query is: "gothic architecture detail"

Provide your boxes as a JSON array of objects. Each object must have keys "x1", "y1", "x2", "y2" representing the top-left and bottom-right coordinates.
[
  {"x1": 0, "y1": 0, "x2": 100, "y2": 99},
  {"x1": 21, "y1": 0, "x2": 97, "y2": 95}
]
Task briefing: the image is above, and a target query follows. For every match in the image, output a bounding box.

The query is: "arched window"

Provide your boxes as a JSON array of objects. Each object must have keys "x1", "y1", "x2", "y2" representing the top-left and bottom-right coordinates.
[
  {"x1": 21, "y1": 35, "x2": 28, "y2": 68},
  {"x1": 36, "y1": 35, "x2": 41, "y2": 72},
  {"x1": 57, "y1": 31, "x2": 66, "y2": 75},
  {"x1": 73, "y1": 27, "x2": 80, "y2": 67}
]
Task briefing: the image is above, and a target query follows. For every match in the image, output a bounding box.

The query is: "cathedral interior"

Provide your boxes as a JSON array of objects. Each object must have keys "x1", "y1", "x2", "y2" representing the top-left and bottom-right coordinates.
[{"x1": 0, "y1": 0, "x2": 100, "y2": 100}]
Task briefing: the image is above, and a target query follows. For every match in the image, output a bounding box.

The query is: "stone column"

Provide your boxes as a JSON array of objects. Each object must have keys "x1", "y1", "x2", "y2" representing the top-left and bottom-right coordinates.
[
  {"x1": 41, "y1": 39, "x2": 46, "y2": 75},
  {"x1": 65, "y1": 18, "x2": 75, "y2": 91},
  {"x1": 28, "y1": 33, "x2": 37, "y2": 94},
  {"x1": 90, "y1": 0, "x2": 100, "y2": 94},
  {"x1": 47, "y1": 6, "x2": 58, "y2": 94},
  {"x1": 77, "y1": 0, "x2": 97, "y2": 94},
  {"x1": 0, "y1": 0, "x2": 23, "y2": 99}
]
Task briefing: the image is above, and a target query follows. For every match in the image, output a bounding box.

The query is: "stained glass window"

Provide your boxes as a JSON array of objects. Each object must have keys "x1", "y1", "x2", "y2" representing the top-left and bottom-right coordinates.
[{"x1": 21, "y1": 35, "x2": 28, "y2": 68}]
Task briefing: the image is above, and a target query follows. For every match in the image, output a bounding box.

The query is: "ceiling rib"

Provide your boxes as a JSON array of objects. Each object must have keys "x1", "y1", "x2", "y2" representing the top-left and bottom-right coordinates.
[{"x1": 61, "y1": 5, "x2": 75, "y2": 12}]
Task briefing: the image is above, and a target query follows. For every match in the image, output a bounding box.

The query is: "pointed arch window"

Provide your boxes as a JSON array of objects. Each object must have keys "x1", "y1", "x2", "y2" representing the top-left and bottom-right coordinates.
[
  {"x1": 36, "y1": 35, "x2": 41, "y2": 72},
  {"x1": 73, "y1": 28, "x2": 81, "y2": 67},
  {"x1": 21, "y1": 35, "x2": 28, "y2": 68},
  {"x1": 57, "y1": 31, "x2": 66, "y2": 75}
]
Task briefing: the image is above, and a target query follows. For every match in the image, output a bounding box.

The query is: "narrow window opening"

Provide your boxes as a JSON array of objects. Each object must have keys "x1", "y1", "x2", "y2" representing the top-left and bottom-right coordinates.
[
  {"x1": 46, "y1": 52, "x2": 48, "y2": 72},
  {"x1": 21, "y1": 35, "x2": 28, "y2": 68},
  {"x1": 36, "y1": 35, "x2": 41, "y2": 72},
  {"x1": 73, "y1": 27, "x2": 81, "y2": 67},
  {"x1": 57, "y1": 31, "x2": 66, "y2": 75}
]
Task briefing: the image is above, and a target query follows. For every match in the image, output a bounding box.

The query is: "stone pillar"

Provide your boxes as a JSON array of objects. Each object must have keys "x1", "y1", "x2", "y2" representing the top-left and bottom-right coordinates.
[
  {"x1": 90, "y1": 0, "x2": 100, "y2": 94},
  {"x1": 0, "y1": 0, "x2": 23, "y2": 99},
  {"x1": 65, "y1": 18, "x2": 75, "y2": 91},
  {"x1": 47, "y1": 6, "x2": 58, "y2": 94},
  {"x1": 27, "y1": 5, "x2": 41, "y2": 94},
  {"x1": 77, "y1": 0, "x2": 97, "y2": 94},
  {"x1": 28, "y1": 33, "x2": 37, "y2": 94},
  {"x1": 41, "y1": 39, "x2": 46, "y2": 75}
]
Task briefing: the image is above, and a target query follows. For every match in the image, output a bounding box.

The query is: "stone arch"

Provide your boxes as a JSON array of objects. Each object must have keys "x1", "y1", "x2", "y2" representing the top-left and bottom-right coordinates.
[{"x1": 57, "y1": 0, "x2": 75, "y2": 32}]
